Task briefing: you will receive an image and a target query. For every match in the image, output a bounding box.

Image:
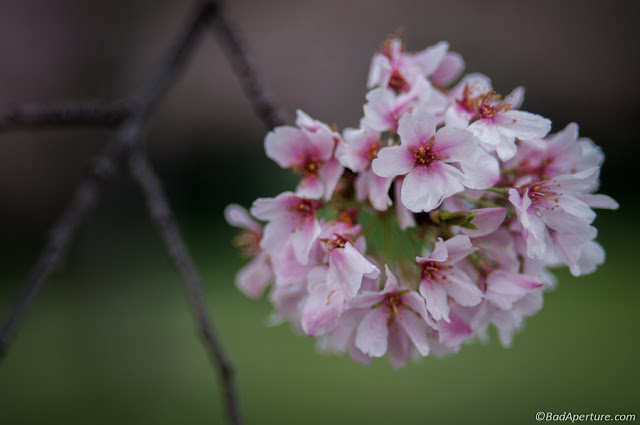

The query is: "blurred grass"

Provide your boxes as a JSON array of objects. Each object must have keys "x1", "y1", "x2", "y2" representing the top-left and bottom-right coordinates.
[{"x1": 0, "y1": 207, "x2": 637, "y2": 425}]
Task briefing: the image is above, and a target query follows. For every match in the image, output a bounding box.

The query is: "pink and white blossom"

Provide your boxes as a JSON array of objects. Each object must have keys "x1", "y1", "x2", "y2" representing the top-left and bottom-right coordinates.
[
  {"x1": 372, "y1": 108, "x2": 499, "y2": 212},
  {"x1": 367, "y1": 39, "x2": 449, "y2": 92},
  {"x1": 361, "y1": 85, "x2": 421, "y2": 133},
  {"x1": 224, "y1": 204, "x2": 273, "y2": 299},
  {"x1": 508, "y1": 168, "x2": 618, "y2": 261},
  {"x1": 352, "y1": 265, "x2": 435, "y2": 368},
  {"x1": 337, "y1": 128, "x2": 393, "y2": 210},
  {"x1": 227, "y1": 36, "x2": 617, "y2": 368},
  {"x1": 484, "y1": 269, "x2": 544, "y2": 310},
  {"x1": 416, "y1": 235, "x2": 483, "y2": 322},
  {"x1": 466, "y1": 88, "x2": 551, "y2": 161},
  {"x1": 265, "y1": 111, "x2": 343, "y2": 200},
  {"x1": 251, "y1": 192, "x2": 322, "y2": 265}
]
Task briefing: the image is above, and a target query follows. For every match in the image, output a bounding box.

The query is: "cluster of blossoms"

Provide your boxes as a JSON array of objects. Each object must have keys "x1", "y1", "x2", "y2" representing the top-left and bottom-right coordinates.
[{"x1": 225, "y1": 38, "x2": 618, "y2": 368}]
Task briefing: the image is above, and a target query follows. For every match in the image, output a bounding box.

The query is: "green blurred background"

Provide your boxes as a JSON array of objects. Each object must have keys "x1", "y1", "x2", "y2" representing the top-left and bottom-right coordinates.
[{"x1": 1, "y1": 0, "x2": 638, "y2": 424}]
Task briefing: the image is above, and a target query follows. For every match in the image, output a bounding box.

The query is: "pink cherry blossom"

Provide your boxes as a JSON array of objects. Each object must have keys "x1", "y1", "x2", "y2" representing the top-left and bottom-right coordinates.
[
  {"x1": 505, "y1": 122, "x2": 605, "y2": 182},
  {"x1": 471, "y1": 290, "x2": 543, "y2": 347},
  {"x1": 416, "y1": 235, "x2": 482, "y2": 322},
  {"x1": 322, "y1": 233, "x2": 380, "y2": 300},
  {"x1": 372, "y1": 108, "x2": 499, "y2": 212},
  {"x1": 437, "y1": 308, "x2": 472, "y2": 349},
  {"x1": 430, "y1": 51, "x2": 465, "y2": 88},
  {"x1": 251, "y1": 192, "x2": 322, "y2": 265},
  {"x1": 337, "y1": 128, "x2": 393, "y2": 210},
  {"x1": 467, "y1": 87, "x2": 551, "y2": 161},
  {"x1": 265, "y1": 111, "x2": 343, "y2": 200},
  {"x1": 352, "y1": 265, "x2": 435, "y2": 368},
  {"x1": 508, "y1": 168, "x2": 618, "y2": 261},
  {"x1": 227, "y1": 36, "x2": 617, "y2": 368},
  {"x1": 444, "y1": 73, "x2": 492, "y2": 129},
  {"x1": 316, "y1": 308, "x2": 373, "y2": 366},
  {"x1": 361, "y1": 85, "x2": 421, "y2": 133},
  {"x1": 484, "y1": 269, "x2": 544, "y2": 310},
  {"x1": 367, "y1": 38, "x2": 448, "y2": 92},
  {"x1": 224, "y1": 204, "x2": 273, "y2": 299},
  {"x1": 300, "y1": 266, "x2": 346, "y2": 337}
]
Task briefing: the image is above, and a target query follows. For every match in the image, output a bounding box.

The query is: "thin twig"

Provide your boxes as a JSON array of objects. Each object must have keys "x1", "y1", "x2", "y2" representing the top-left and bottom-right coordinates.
[
  {"x1": 0, "y1": 101, "x2": 129, "y2": 133},
  {"x1": 0, "y1": 142, "x2": 118, "y2": 358},
  {"x1": 0, "y1": 2, "x2": 286, "y2": 424},
  {"x1": 1, "y1": 3, "x2": 246, "y2": 424},
  {"x1": 0, "y1": 0, "x2": 216, "y2": 359},
  {"x1": 128, "y1": 149, "x2": 243, "y2": 425},
  {"x1": 212, "y1": 6, "x2": 287, "y2": 129}
]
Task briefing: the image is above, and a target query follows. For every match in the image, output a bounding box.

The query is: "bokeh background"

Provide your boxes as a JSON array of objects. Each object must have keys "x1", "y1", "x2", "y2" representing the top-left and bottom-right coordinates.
[{"x1": 0, "y1": 0, "x2": 638, "y2": 424}]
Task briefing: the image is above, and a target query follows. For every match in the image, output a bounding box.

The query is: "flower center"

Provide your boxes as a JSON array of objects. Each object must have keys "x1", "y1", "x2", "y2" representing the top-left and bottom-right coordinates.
[
  {"x1": 383, "y1": 293, "x2": 405, "y2": 326},
  {"x1": 299, "y1": 156, "x2": 321, "y2": 177},
  {"x1": 232, "y1": 230, "x2": 261, "y2": 257},
  {"x1": 412, "y1": 138, "x2": 438, "y2": 166},
  {"x1": 321, "y1": 234, "x2": 353, "y2": 251},
  {"x1": 477, "y1": 90, "x2": 511, "y2": 119},
  {"x1": 366, "y1": 140, "x2": 383, "y2": 161},
  {"x1": 420, "y1": 260, "x2": 453, "y2": 287},
  {"x1": 288, "y1": 197, "x2": 321, "y2": 220},
  {"x1": 388, "y1": 69, "x2": 410, "y2": 93},
  {"x1": 335, "y1": 208, "x2": 359, "y2": 227},
  {"x1": 528, "y1": 183, "x2": 560, "y2": 211},
  {"x1": 456, "y1": 84, "x2": 477, "y2": 114}
]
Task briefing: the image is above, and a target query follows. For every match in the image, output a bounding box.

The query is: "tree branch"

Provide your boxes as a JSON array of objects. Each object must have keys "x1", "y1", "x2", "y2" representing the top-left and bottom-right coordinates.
[
  {"x1": 0, "y1": 0, "x2": 216, "y2": 362},
  {"x1": 212, "y1": 6, "x2": 287, "y2": 129},
  {"x1": 0, "y1": 101, "x2": 129, "y2": 133},
  {"x1": 0, "y1": 2, "x2": 287, "y2": 424},
  {"x1": 128, "y1": 149, "x2": 243, "y2": 425}
]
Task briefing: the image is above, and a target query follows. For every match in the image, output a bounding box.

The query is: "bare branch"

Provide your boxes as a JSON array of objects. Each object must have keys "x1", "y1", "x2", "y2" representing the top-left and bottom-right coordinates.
[
  {"x1": 0, "y1": 142, "x2": 118, "y2": 358},
  {"x1": 0, "y1": 3, "x2": 246, "y2": 424},
  {"x1": 0, "y1": 102, "x2": 129, "y2": 133},
  {"x1": 0, "y1": 2, "x2": 290, "y2": 423},
  {"x1": 0, "y1": 0, "x2": 216, "y2": 359},
  {"x1": 128, "y1": 149, "x2": 243, "y2": 425},
  {"x1": 212, "y1": 6, "x2": 287, "y2": 129}
]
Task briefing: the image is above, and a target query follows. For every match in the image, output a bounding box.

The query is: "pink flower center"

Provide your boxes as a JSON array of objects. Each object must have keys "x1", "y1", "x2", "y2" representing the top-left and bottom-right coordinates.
[
  {"x1": 528, "y1": 183, "x2": 560, "y2": 210},
  {"x1": 364, "y1": 140, "x2": 383, "y2": 162},
  {"x1": 334, "y1": 208, "x2": 359, "y2": 227},
  {"x1": 456, "y1": 84, "x2": 477, "y2": 114},
  {"x1": 477, "y1": 90, "x2": 511, "y2": 119},
  {"x1": 294, "y1": 156, "x2": 322, "y2": 178},
  {"x1": 232, "y1": 229, "x2": 262, "y2": 257},
  {"x1": 287, "y1": 198, "x2": 322, "y2": 225},
  {"x1": 420, "y1": 260, "x2": 453, "y2": 288},
  {"x1": 412, "y1": 138, "x2": 439, "y2": 167},
  {"x1": 321, "y1": 233, "x2": 353, "y2": 251},
  {"x1": 516, "y1": 157, "x2": 555, "y2": 181},
  {"x1": 388, "y1": 69, "x2": 410, "y2": 93},
  {"x1": 383, "y1": 292, "x2": 405, "y2": 326}
]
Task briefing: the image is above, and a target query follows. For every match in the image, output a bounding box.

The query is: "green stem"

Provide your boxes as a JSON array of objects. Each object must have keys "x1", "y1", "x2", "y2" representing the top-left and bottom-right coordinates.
[
  {"x1": 486, "y1": 187, "x2": 509, "y2": 196},
  {"x1": 455, "y1": 194, "x2": 503, "y2": 209}
]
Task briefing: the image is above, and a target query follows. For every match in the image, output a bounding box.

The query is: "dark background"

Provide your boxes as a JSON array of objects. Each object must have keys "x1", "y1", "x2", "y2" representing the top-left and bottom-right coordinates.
[{"x1": 0, "y1": 0, "x2": 637, "y2": 424}]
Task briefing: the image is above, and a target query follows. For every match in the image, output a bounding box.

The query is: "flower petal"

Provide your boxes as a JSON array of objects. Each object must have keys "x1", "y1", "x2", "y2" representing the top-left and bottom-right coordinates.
[
  {"x1": 224, "y1": 204, "x2": 262, "y2": 233},
  {"x1": 485, "y1": 270, "x2": 544, "y2": 310},
  {"x1": 236, "y1": 252, "x2": 272, "y2": 299},
  {"x1": 301, "y1": 283, "x2": 345, "y2": 337},
  {"x1": 420, "y1": 282, "x2": 450, "y2": 322},
  {"x1": 397, "y1": 109, "x2": 437, "y2": 148},
  {"x1": 355, "y1": 307, "x2": 389, "y2": 357},
  {"x1": 397, "y1": 310, "x2": 431, "y2": 356},
  {"x1": 498, "y1": 110, "x2": 551, "y2": 141},
  {"x1": 401, "y1": 163, "x2": 465, "y2": 213},
  {"x1": 371, "y1": 145, "x2": 414, "y2": 177},
  {"x1": 265, "y1": 127, "x2": 308, "y2": 168}
]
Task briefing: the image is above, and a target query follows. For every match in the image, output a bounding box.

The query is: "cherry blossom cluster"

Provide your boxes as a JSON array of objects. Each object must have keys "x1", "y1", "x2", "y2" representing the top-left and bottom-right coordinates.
[{"x1": 225, "y1": 38, "x2": 618, "y2": 368}]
